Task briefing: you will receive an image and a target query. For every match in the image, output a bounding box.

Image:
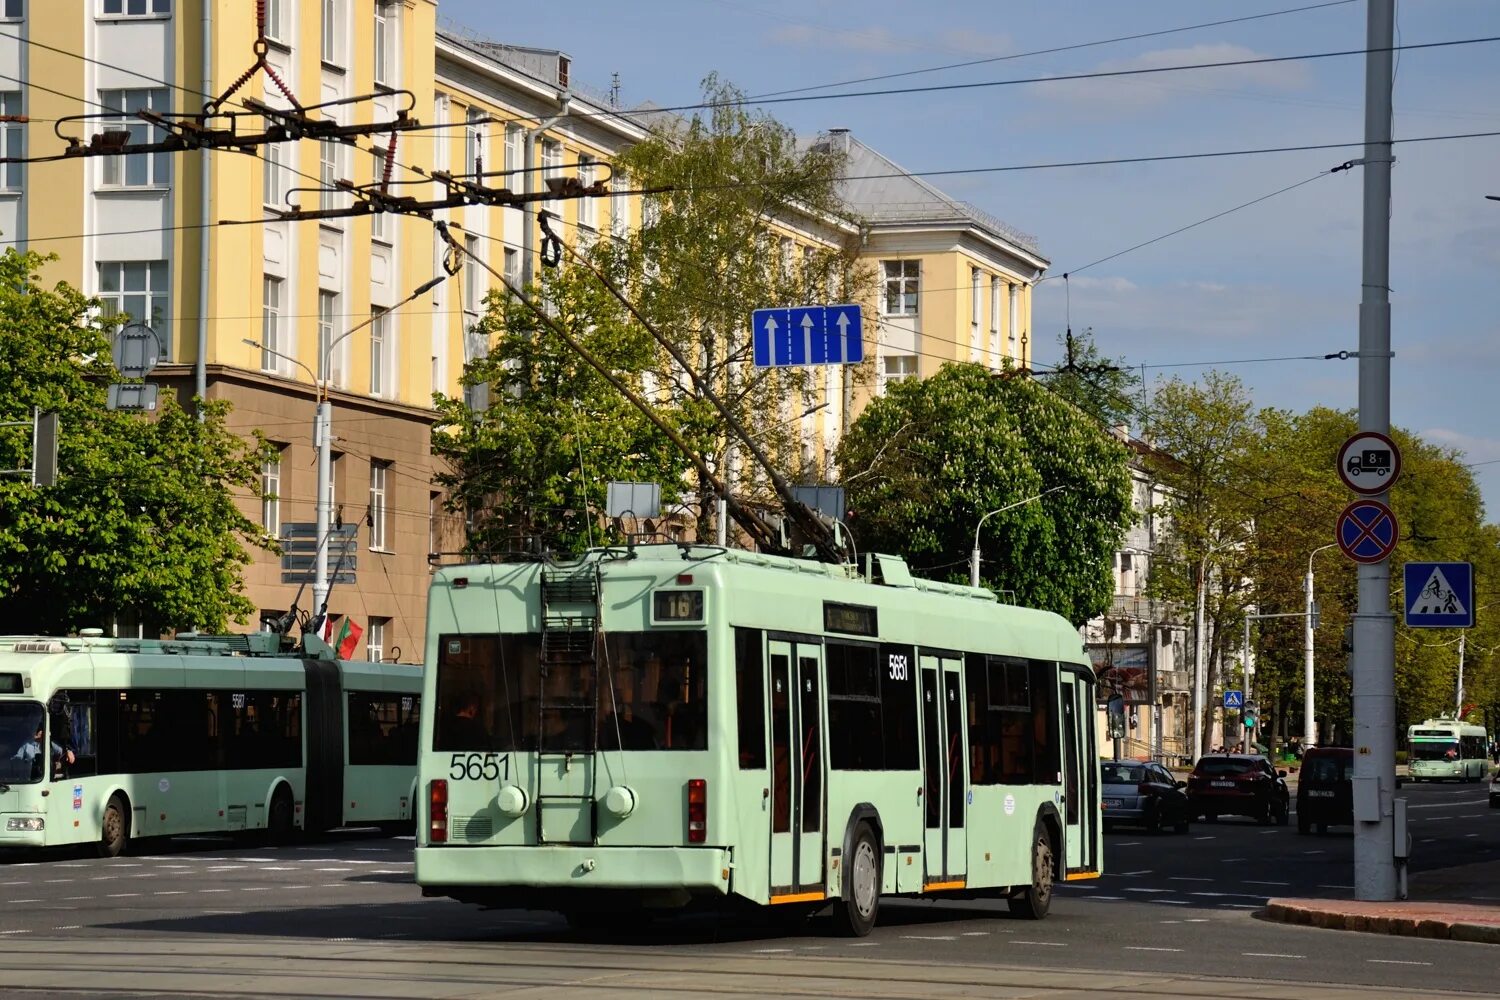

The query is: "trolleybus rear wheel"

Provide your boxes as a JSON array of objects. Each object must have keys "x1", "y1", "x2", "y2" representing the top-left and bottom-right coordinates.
[
  {"x1": 1008, "y1": 822, "x2": 1054, "y2": 920},
  {"x1": 99, "y1": 793, "x2": 130, "y2": 858},
  {"x1": 832, "y1": 821, "x2": 881, "y2": 937}
]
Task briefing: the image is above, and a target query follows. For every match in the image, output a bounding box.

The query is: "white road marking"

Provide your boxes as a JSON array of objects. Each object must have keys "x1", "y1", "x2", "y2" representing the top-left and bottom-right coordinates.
[
  {"x1": 1119, "y1": 870, "x2": 1152, "y2": 876},
  {"x1": 753, "y1": 948, "x2": 792, "y2": 953},
  {"x1": 1406, "y1": 799, "x2": 1486, "y2": 809},
  {"x1": 1459, "y1": 813, "x2": 1482, "y2": 818},
  {"x1": 1420, "y1": 838, "x2": 1437, "y2": 843},
  {"x1": 368, "y1": 869, "x2": 409, "y2": 875},
  {"x1": 205, "y1": 865, "x2": 246, "y2": 871},
  {"x1": 105, "y1": 893, "x2": 140, "y2": 898},
  {"x1": 1125, "y1": 946, "x2": 1182, "y2": 952},
  {"x1": 0, "y1": 930, "x2": 32, "y2": 935},
  {"x1": 54, "y1": 863, "x2": 86, "y2": 868},
  {"x1": 1193, "y1": 836, "x2": 1216, "y2": 841},
  {"x1": 1466, "y1": 833, "x2": 1480, "y2": 838},
  {"x1": 52, "y1": 925, "x2": 81, "y2": 931},
  {"x1": 9, "y1": 899, "x2": 39, "y2": 904},
  {"x1": 903, "y1": 935, "x2": 956, "y2": 940},
  {"x1": 1011, "y1": 941, "x2": 1067, "y2": 946},
  {"x1": 1183, "y1": 918, "x2": 1210, "y2": 923},
  {"x1": 315, "y1": 868, "x2": 352, "y2": 872},
  {"x1": 1369, "y1": 959, "x2": 1431, "y2": 966},
  {"x1": 1243, "y1": 880, "x2": 1290, "y2": 886},
  {"x1": 1150, "y1": 900, "x2": 1192, "y2": 906},
  {"x1": 1124, "y1": 888, "x2": 1174, "y2": 894},
  {"x1": 258, "y1": 866, "x2": 300, "y2": 871},
  {"x1": 1169, "y1": 877, "x2": 1212, "y2": 882},
  {"x1": 1259, "y1": 830, "x2": 1279, "y2": 835},
  {"x1": 961, "y1": 931, "x2": 989, "y2": 936},
  {"x1": 1190, "y1": 892, "x2": 1266, "y2": 899},
  {"x1": 1427, "y1": 816, "x2": 1454, "y2": 821},
  {"x1": 1222, "y1": 904, "x2": 1262, "y2": 909},
  {"x1": 1317, "y1": 884, "x2": 1354, "y2": 889},
  {"x1": 849, "y1": 942, "x2": 878, "y2": 947},
  {"x1": 153, "y1": 891, "x2": 186, "y2": 896},
  {"x1": 198, "y1": 889, "x2": 230, "y2": 894},
  {"x1": 1083, "y1": 895, "x2": 1126, "y2": 901},
  {"x1": 43, "y1": 879, "x2": 73, "y2": 884},
  {"x1": 61, "y1": 896, "x2": 89, "y2": 901},
  {"x1": 1245, "y1": 952, "x2": 1304, "y2": 959},
  {"x1": 241, "y1": 887, "x2": 272, "y2": 892}
]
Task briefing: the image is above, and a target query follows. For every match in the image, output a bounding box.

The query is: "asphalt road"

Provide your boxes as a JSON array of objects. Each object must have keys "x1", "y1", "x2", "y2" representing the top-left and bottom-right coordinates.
[{"x1": 0, "y1": 778, "x2": 1494, "y2": 998}]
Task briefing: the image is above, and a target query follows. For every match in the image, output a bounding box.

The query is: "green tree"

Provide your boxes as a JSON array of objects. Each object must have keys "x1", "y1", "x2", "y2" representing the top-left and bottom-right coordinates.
[
  {"x1": 837, "y1": 365, "x2": 1132, "y2": 625},
  {"x1": 604, "y1": 76, "x2": 874, "y2": 525},
  {"x1": 1041, "y1": 327, "x2": 1142, "y2": 430},
  {"x1": 432, "y1": 263, "x2": 710, "y2": 555},
  {"x1": 0, "y1": 249, "x2": 272, "y2": 634}
]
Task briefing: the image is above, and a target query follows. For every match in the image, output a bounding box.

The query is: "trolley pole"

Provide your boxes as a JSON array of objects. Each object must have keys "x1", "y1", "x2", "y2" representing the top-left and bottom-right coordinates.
[{"x1": 1353, "y1": 0, "x2": 1398, "y2": 902}]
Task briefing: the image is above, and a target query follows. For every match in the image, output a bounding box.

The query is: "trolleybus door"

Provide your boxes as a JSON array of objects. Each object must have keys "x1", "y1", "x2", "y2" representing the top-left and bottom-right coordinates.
[
  {"x1": 1058, "y1": 673, "x2": 1097, "y2": 873},
  {"x1": 919, "y1": 655, "x2": 967, "y2": 885},
  {"x1": 768, "y1": 639, "x2": 826, "y2": 897}
]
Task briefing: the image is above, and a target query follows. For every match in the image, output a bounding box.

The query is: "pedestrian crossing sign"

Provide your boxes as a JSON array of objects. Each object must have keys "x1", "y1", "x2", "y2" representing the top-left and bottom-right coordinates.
[{"x1": 1403, "y1": 561, "x2": 1473, "y2": 628}]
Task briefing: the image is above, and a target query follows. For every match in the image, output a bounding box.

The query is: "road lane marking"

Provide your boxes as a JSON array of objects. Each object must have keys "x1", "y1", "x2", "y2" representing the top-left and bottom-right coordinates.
[
  {"x1": 1259, "y1": 830, "x2": 1279, "y2": 835},
  {"x1": 315, "y1": 868, "x2": 352, "y2": 872},
  {"x1": 1169, "y1": 877, "x2": 1212, "y2": 882},
  {"x1": 0, "y1": 930, "x2": 32, "y2": 935},
  {"x1": 849, "y1": 942, "x2": 878, "y2": 947},
  {"x1": 9, "y1": 899, "x2": 39, "y2": 903},
  {"x1": 1243, "y1": 880, "x2": 1290, "y2": 886},
  {"x1": 1184, "y1": 918, "x2": 1210, "y2": 923},
  {"x1": 1223, "y1": 904, "x2": 1262, "y2": 909},
  {"x1": 105, "y1": 893, "x2": 140, "y2": 898},
  {"x1": 1083, "y1": 895, "x2": 1126, "y2": 900},
  {"x1": 198, "y1": 889, "x2": 230, "y2": 894},
  {"x1": 1011, "y1": 941, "x2": 1067, "y2": 946},
  {"x1": 902, "y1": 935, "x2": 956, "y2": 940},
  {"x1": 52, "y1": 925, "x2": 81, "y2": 931},
  {"x1": 1119, "y1": 870, "x2": 1152, "y2": 876},
  {"x1": 1193, "y1": 836, "x2": 1216, "y2": 841},
  {"x1": 1406, "y1": 799, "x2": 1486, "y2": 808},
  {"x1": 1125, "y1": 946, "x2": 1182, "y2": 952},
  {"x1": 205, "y1": 865, "x2": 246, "y2": 871},
  {"x1": 1245, "y1": 952, "x2": 1304, "y2": 959},
  {"x1": 154, "y1": 891, "x2": 186, "y2": 895},
  {"x1": 753, "y1": 948, "x2": 792, "y2": 953},
  {"x1": 1317, "y1": 884, "x2": 1354, "y2": 889},
  {"x1": 961, "y1": 931, "x2": 989, "y2": 936},
  {"x1": 1124, "y1": 888, "x2": 1174, "y2": 894},
  {"x1": 1370, "y1": 959, "x2": 1431, "y2": 966},
  {"x1": 43, "y1": 879, "x2": 73, "y2": 884},
  {"x1": 1150, "y1": 900, "x2": 1191, "y2": 905},
  {"x1": 1190, "y1": 892, "x2": 1266, "y2": 899}
]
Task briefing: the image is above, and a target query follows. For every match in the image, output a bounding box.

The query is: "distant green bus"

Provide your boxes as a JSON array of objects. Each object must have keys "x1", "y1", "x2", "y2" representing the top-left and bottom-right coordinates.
[
  {"x1": 415, "y1": 545, "x2": 1101, "y2": 935},
  {"x1": 1407, "y1": 719, "x2": 1489, "y2": 782},
  {"x1": 0, "y1": 633, "x2": 420, "y2": 856}
]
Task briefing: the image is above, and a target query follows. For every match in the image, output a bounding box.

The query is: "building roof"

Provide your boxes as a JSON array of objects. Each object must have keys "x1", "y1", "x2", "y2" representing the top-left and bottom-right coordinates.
[{"x1": 807, "y1": 130, "x2": 1045, "y2": 260}]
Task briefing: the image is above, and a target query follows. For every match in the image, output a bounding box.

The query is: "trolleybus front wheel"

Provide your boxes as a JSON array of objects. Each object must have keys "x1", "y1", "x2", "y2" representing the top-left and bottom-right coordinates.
[
  {"x1": 1008, "y1": 822, "x2": 1054, "y2": 920},
  {"x1": 99, "y1": 793, "x2": 130, "y2": 858},
  {"x1": 832, "y1": 821, "x2": 881, "y2": 937}
]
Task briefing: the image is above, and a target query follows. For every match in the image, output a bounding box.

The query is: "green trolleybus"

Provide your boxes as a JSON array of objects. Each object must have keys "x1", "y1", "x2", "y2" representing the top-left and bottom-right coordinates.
[
  {"x1": 416, "y1": 545, "x2": 1101, "y2": 935},
  {"x1": 0, "y1": 631, "x2": 421, "y2": 856},
  {"x1": 1407, "y1": 718, "x2": 1489, "y2": 782}
]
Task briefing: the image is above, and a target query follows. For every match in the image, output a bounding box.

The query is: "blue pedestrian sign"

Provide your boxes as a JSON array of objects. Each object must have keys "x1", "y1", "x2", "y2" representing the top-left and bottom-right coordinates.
[
  {"x1": 1336, "y1": 498, "x2": 1399, "y2": 564},
  {"x1": 1404, "y1": 561, "x2": 1473, "y2": 628},
  {"x1": 751, "y1": 304, "x2": 864, "y2": 368},
  {"x1": 1223, "y1": 689, "x2": 1244, "y2": 709}
]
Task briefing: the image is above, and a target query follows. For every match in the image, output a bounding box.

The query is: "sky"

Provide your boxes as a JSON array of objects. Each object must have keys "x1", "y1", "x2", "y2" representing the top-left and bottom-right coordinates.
[{"x1": 439, "y1": 0, "x2": 1500, "y2": 519}]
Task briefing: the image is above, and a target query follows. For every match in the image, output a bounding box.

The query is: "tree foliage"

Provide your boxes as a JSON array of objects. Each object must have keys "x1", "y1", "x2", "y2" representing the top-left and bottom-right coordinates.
[
  {"x1": 0, "y1": 249, "x2": 271, "y2": 634},
  {"x1": 431, "y1": 264, "x2": 711, "y2": 555},
  {"x1": 837, "y1": 365, "x2": 1133, "y2": 625},
  {"x1": 1041, "y1": 327, "x2": 1142, "y2": 430}
]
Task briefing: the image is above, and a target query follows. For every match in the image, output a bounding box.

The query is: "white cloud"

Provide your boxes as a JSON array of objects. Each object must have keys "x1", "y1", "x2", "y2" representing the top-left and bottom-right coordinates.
[
  {"x1": 1420, "y1": 428, "x2": 1500, "y2": 464},
  {"x1": 1027, "y1": 43, "x2": 1314, "y2": 112},
  {"x1": 1067, "y1": 275, "x2": 1137, "y2": 292}
]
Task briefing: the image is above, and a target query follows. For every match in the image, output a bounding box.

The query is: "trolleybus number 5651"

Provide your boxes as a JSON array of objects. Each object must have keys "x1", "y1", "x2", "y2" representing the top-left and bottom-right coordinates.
[
  {"x1": 888, "y1": 654, "x2": 909, "y2": 681},
  {"x1": 449, "y1": 753, "x2": 510, "y2": 781}
]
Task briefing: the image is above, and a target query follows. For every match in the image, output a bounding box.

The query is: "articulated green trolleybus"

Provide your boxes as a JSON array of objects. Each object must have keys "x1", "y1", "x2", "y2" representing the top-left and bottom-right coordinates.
[
  {"x1": 416, "y1": 544, "x2": 1101, "y2": 934},
  {"x1": 0, "y1": 632, "x2": 420, "y2": 856}
]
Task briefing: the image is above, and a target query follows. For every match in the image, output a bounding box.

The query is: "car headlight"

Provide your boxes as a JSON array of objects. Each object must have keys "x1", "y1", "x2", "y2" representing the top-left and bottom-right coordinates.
[{"x1": 5, "y1": 816, "x2": 44, "y2": 832}]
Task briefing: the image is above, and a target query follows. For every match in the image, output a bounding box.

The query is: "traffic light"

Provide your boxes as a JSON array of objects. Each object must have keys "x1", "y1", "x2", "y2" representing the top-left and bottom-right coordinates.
[{"x1": 1243, "y1": 701, "x2": 1259, "y2": 729}]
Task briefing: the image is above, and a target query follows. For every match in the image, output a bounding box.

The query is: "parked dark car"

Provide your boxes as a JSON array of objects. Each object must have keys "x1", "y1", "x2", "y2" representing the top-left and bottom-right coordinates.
[
  {"x1": 1186, "y1": 753, "x2": 1289, "y2": 825},
  {"x1": 1101, "y1": 760, "x2": 1191, "y2": 834},
  {"x1": 1297, "y1": 746, "x2": 1353, "y2": 834}
]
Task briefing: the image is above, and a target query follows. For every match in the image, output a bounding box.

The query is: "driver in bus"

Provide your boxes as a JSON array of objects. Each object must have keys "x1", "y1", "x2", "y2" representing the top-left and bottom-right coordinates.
[
  {"x1": 446, "y1": 692, "x2": 490, "y2": 749},
  {"x1": 12, "y1": 724, "x2": 74, "y2": 779}
]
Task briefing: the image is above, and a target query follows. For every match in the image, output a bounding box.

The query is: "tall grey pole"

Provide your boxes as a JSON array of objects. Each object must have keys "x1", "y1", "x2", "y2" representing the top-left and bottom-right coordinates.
[
  {"x1": 1353, "y1": 0, "x2": 1397, "y2": 901},
  {"x1": 1305, "y1": 566, "x2": 1317, "y2": 747},
  {"x1": 312, "y1": 400, "x2": 333, "y2": 621},
  {"x1": 1456, "y1": 633, "x2": 1465, "y2": 715},
  {"x1": 1191, "y1": 556, "x2": 1207, "y2": 762},
  {"x1": 1242, "y1": 618, "x2": 1252, "y2": 752}
]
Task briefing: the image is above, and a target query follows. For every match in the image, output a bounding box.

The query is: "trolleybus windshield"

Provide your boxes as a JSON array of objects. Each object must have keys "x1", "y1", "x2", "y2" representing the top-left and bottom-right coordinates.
[{"x1": 0, "y1": 702, "x2": 46, "y2": 784}]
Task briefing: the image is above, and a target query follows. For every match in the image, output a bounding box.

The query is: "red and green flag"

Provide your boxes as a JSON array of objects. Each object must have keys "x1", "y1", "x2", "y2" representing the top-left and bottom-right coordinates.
[{"x1": 322, "y1": 615, "x2": 364, "y2": 659}]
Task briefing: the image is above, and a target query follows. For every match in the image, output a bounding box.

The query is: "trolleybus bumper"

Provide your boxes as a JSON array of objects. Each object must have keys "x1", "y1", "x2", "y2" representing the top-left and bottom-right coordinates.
[{"x1": 416, "y1": 845, "x2": 734, "y2": 909}]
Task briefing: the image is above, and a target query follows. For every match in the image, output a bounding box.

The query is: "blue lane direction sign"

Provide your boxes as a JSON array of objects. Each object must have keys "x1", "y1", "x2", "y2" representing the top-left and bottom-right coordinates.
[
  {"x1": 1336, "y1": 498, "x2": 1398, "y2": 564},
  {"x1": 751, "y1": 304, "x2": 863, "y2": 368},
  {"x1": 1223, "y1": 689, "x2": 1244, "y2": 709},
  {"x1": 1404, "y1": 561, "x2": 1474, "y2": 628}
]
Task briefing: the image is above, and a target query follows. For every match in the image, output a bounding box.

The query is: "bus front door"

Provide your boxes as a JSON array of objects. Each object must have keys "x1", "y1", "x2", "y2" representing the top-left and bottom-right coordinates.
[
  {"x1": 1059, "y1": 673, "x2": 1098, "y2": 875},
  {"x1": 768, "y1": 638, "x2": 825, "y2": 899},
  {"x1": 920, "y1": 654, "x2": 967, "y2": 887}
]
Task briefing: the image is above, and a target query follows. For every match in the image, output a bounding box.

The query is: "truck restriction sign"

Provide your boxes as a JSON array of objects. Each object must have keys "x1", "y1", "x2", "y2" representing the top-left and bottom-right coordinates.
[{"x1": 1337, "y1": 431, "x2": 1401, "y2": 495}]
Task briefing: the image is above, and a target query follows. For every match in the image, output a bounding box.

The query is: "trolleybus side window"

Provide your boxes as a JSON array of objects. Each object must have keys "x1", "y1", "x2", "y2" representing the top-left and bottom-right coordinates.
[
  {"x1": 798, "y1": 653, "x2": 821, "y2": 832},
  {"x1": 770, "y1": 652, "x2": 791, "y2": 832},
  {"x1": 434, "y1": 634, "x2": 540, "y2": 752},
  {"x1": 348, "y1": 692, "x2": 420, "y2": 765},
  {"x1": 58, "y1": 691, "x2": 98, "y2": 778},
  {"x1": 878, "y1": 642, "x2": 919, "y2": 770},
  {"x1": 224, "y1": 691, "x2": 302, "y2": 770},
  {"x1": 599, "y1": 631, "x2": 708, "y2": 751},
  {"x1": 733, "y1": 628, "x2": 766, "y2": 769},
  {"x1": 965, "y1": 655, "x2": 1060, "y2": 786},
  {"x1": 826, "y1": 641, "x2": 882, "y2": 770}
]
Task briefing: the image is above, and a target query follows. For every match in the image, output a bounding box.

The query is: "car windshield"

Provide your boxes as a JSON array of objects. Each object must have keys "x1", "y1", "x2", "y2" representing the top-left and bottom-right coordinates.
[
  {"x1": 1410, "y1": 742, "x2": 1460, "y2": 762},
  {"x1": 1194, "y1": 756, "x2": 1254, "y2": 776},
  {"x1": 1101, "y1": 763, "x2": 1144, "y2": 784},
  {"x1": 0, "y1": 701, "x2": 47, "y2": 785}
]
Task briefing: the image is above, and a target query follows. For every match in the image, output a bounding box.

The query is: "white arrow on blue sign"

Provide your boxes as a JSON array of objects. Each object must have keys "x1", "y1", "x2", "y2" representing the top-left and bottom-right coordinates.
[
  {"x1": 752, "y1": 304, "x2": 864, "y2": 368},
  {"x1": 1403, "y1": 561, "x2": 1473, "y2": 628}
]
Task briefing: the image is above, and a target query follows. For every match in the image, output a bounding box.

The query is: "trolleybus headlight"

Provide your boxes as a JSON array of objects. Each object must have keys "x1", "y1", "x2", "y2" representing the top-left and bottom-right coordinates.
[
  {"x1": 429, "y1": 780, "x2": 448, "y2": 843},
  {"x1": 5, "y1": 817, "x2": 44, "y2": 832},
  {"x1": 687, "y1": 778, "x2": 706, "y2": 843}
]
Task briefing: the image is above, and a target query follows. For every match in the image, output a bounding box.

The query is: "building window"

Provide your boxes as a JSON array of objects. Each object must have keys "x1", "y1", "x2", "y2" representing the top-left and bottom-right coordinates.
[
  {"x1": 261, "y1": 449, "x2": 283, "y2": 537},
  {"x1": 0, "y1": 93, "x2": 22, "y2": 188},
  {"x1": 317, "y1": 290, "x2": 339, "y2": 385},
  {"x1": 319, "y1": 139, "x2": 339, "y2": 212},
  {"x1": 320, "y1": 0, "x2": 341, "y2": 64},
  {"x1": 1008, "y1": 283, "x2": 1019, "y2": 347},
  {"x1": 428, "y1": 491, "x2": 440, "y2": 557},
  {"x1": 882, "y1": 260, "x2": 918, "y2": 315},
  {"x1": 262, "y1": 138, "x2": 286, "y2": 208},
  {"x1": 504, "y1": 123, "x2": 520, "y2": 182},
  {"x1": 264, "y1": 0, "x2": 285, "y2": 43},
  {"x1": 370, "y1": 147, "x2": 390, "y2": 241},
  {"x1": 99, "y1": 89, "x2": 169, "y2": 187},
  {"x1": 98, "y1": 261, "x2": 168, "y2": 351},
  {"x1": 369, "y1": 460, "x2": 389, "y2": 550},
  {"x1": 1, "y1": 1, "x2": 22, "y2": 20},
  {"x1": 882, "y1": 354, "x2": 917, "y2": 385},
  {"x1": 990, "y1": 276, "x2": 1001, "y2": 358},
  {"x1": 366, "y1": 617, "x2": 389, "y2": 662},
  {"x1": 101, "y1": 0, "x2": 171, "y2": 16},
  {"x1": 610, "y1": 168, "x2": 628, "y2": 239},
  {"x1": 577, "y1": 155, "x2": 596, "y2": 231},
  {"x1": 372, "y1": 0, "x2": 394, "y2": 88},
  {"x1": 465, "y1": 107, "x2": 485, "y2": 178},
  {"x1": 261, "y1": 276, "x2": 284, "y2": 373},
  {"x1": 370, "y1": 306, "x2": 390, "y2": 396},
  {"x1": 541, "y1": 139, "x2": 561, "y2": 213},
  {"x1": 502, "y1": 247, "x2": 518, "y2": 290},
  {"x1": 464, "y1": 235, "x2": 483, "y2": 313},
  {"x1": 970, "y1": 268, "x2": 982, "y2": 361}
]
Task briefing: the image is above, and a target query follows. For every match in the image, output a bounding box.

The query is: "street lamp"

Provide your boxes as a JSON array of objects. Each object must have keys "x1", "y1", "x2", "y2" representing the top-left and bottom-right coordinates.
[
  {"x1": 243, "y1": 273, "x2": 448, "y2": 627},
  {"x1": 1304, "y1": 542, "x2": 1337, "y2": 748},
  {"x1": 969, "y1": 485, "x2": 1066, "y2": 587}
]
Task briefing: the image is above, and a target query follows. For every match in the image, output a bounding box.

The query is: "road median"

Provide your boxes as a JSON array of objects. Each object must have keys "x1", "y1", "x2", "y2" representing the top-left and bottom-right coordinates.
[{"x1": 1264, "y1": 897, "x2": 1500, "y2": 944}]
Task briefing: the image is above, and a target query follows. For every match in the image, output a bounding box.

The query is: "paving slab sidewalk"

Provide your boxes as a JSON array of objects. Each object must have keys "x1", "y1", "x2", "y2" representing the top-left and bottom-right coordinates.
[{"x1": 1264, "y1": 858, "x2": 1500, "y2": 944}]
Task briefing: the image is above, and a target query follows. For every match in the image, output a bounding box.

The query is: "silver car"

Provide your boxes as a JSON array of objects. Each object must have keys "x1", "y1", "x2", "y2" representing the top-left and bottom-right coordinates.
[{"x1": 1101, "y1": 760, "x2": 1191, "y2": 834}]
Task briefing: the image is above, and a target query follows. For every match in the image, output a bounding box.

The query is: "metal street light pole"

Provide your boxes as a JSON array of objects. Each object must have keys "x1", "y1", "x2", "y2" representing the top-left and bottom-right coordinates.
[
  {"x1": 969, "y1": 485, "x2": 1066, "y2": 587},
  {"x1": 244, "y1": 274, "x2": 446, "y2": 626},
  {"x1": 1305, "y1": 542, "x2": 1337, "y2": 748}
]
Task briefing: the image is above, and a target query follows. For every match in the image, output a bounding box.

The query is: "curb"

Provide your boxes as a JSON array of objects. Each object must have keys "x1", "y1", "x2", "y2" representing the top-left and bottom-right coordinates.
[{"x1": 1264, "y1": 900, "x2": 1500, "y2": 944}]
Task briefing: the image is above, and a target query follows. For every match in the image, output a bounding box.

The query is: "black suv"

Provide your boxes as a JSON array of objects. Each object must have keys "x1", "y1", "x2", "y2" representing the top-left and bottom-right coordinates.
[
  {"x1": 1187, "y1": 753, "x2": 1290, "y2": 825},
  {"x1": 1297, "y1": 746, "x2": 1353, "y2": 834}
]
